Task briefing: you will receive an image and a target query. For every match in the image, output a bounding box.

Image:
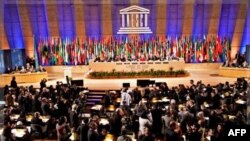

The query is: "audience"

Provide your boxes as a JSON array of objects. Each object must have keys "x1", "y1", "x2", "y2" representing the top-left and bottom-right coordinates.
[{"x1": 2, "y1": 77, "x2": 248, "y2": 141}]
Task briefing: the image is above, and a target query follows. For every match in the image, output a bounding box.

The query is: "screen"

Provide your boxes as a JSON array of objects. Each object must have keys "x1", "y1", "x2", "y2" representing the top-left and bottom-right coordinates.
[
  {"x1": 0, "y1": 50, "x2": 5, "y2": 73},
  {"x1": 137, "y1": 79, "x2": 150, "y2": 87},
  {"x1": 71, "y1": 80, "x2": 84, "y2": 86},
  {"x1": 11, "y1": 49, "x2": 24, "y2": 68},
  {"x1": 123, "y1": 83, "x2": 130, "y2": 88}
]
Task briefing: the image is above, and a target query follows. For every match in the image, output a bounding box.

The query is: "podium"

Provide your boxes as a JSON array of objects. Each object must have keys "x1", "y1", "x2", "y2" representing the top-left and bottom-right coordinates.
[{"x1": 63, "y1": 67, "x2": 72, "y2": 78}]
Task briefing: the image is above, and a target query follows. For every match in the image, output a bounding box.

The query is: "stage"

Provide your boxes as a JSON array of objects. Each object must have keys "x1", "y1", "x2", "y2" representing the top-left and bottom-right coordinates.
[{"x1": 11, "y1": 63, "x2": 244, "y2": 90}]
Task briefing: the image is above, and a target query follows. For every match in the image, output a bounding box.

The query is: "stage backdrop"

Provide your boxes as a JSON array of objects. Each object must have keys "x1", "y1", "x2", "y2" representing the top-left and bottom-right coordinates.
[{"x1": 1, "y1": 0, "x2": 249, "y2": 57}]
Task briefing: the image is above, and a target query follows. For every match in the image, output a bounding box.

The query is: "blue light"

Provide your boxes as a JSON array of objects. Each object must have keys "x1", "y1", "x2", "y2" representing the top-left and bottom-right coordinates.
[
  {"x1": 166, "y1": 0, "x2": 184, "y2": 36},
  {"x1": 218, "y1": 1, "x2": 240, "y2": 38},
  {"x1": 192, "y1": 0, "x2": 212, "y2": 38},
  {"x1": 57, "y1": 0, "x2": 76, "y2": 39},
  {"x1": 111, "y1": 0, "x2": 129, "y2": 35},
  {"x1": 139, "y1": 0, "x2": 157, "y2": 35},
  {"x1": 27, "y1": 0, "x2": 49, "y2": 40},
  {"x1": 84, "y1": 1, "x2": 102, "y2": 37},
  {"x1": 4, "y1": 2, "x2": 25, "y2": 49}
]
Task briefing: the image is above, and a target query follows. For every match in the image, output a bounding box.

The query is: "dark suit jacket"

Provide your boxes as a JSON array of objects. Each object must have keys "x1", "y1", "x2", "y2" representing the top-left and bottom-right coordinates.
[
  {"x1": 87, "y1": 129, "x2": 101, "y2": 141},
  {"x1": 69, "y1": 111, "x2": 79, "y2": 128},
  {"x1": 10, "y1": 80, "x2": 17, "y2": 88},
  {"x1": 77, "y1": 124, "x2": 89, "y2": 141},
  {"x1": 166, "y1": 129, "x2": 179, "y2": 141}
]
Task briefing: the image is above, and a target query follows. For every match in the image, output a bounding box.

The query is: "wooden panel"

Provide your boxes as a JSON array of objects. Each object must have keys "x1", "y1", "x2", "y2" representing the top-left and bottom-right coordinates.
[
  {"x1": 182, "y1": 1, "x2": 195, "y2": 35},
  {"x1": 0, "y1": 72, "x2": 48, "y2": 86},
  {"x1": 156, "y1": 1, "x2": 167, "y2": 35},
  {"x1": 18, "y1": 0, "x2": 34, "y2": 57},
  {"x1": 73, "y1": 1, "x2": 86, "y2": 37},
  {"x1": 219, "y1": 67, "x2": 250, "y2": 78},
  {"x1": 89, "y1": 59, "x2": 185, "y2": 72},
  {"x1": 1, "y1": 29, "x2": 10, "y2": 50},
  {"x1": 208, "y1": 0, "x2": 222, "y2": 35},
  {"x1": 102, "y1": 0, "x2": 113, "y2": 35},
  {"x1": 45, "y1": 1, "x2": 59, "y2": 37}
]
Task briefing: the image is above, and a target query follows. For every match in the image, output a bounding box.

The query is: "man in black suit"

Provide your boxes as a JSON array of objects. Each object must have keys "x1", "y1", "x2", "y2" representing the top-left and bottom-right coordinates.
[
  {"x1": 165, "y1": 121, "x2": 179, "y2": 141},
  {"x1": 10, "y1": 76, "x2": 17, "y2": 88},
  {"x1": 77, "y1": 118, "x2": 89, "y2": 141},
  {"x1": 87, "y1": 122, "x2": 101, "y2": 141}
]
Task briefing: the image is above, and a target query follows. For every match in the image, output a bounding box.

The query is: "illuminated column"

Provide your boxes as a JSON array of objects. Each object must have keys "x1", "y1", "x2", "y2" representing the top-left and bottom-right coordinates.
[
  {"x1": 136, "y1": 14, "x2": 139, "y2": 27},
  {"x1": 140, "y1": 13, "x2": 143, "y2": 27},
  {"x1": 145, "y1": 14, "x2": 148, "y2": 27},
  {"x1": 127, "y1": 14, "x2": 130, "y2": 27},
  {"x1": 122, "y1": 14, "x2": 125, "y2": 27}
]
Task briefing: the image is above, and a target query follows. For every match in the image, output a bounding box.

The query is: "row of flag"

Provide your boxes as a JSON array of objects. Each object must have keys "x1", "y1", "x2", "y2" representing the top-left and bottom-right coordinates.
[{"x1": 36, "y1": 35, "x2": 231, "y2": 66}]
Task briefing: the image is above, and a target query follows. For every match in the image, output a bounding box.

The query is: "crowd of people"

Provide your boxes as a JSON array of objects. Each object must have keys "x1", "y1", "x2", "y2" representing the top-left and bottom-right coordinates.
[{"x1": 1, "y1": 77, "x2": 248, "y2": 141}]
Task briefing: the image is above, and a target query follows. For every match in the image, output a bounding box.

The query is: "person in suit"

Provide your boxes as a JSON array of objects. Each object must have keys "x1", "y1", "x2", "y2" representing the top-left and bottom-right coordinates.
[
  {"x1": 69, "y1": 104, "x2": 79, "y2": 129},
  {"x1": 165, "y1": 121, "x2": 179, "y2": 141},
  {"x1": 5, "y1": 67, "x2": 12, "y2": 74},
  {"x1": 87, "y1": 121, "x2": 101, "y2": 141},
  {"x1": 77, "y1": 118, "x2": 89, "y2": 141},
  {"x1": 10, "y1": 76, "x2": 17, "y2": 88}
]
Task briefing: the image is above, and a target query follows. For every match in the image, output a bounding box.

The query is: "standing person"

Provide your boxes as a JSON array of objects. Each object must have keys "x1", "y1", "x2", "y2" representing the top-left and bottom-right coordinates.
[
  {"x1": 165, "y1": 121, "x2": 179, "y2": 141},
  {"x1": 56, "y1": 116, "x2": 71, "y2": 141},
  {"x1": 87, "y1": 122, "x2": 101, "y2": 141},
  {"x1": 120, "y1": 88, "x2": 132, "y2": 106},
  {"x1": 138, "y1": 127, "x2": 155, "y2": 141},
  {"x1": 77, "y1": 118, "x2": 89, "y2": 141},
  {"x1": 10, "y1": 76, "x2": 17, "y2": 88},
  {"x1": 117, "y1": 128, "x2": 132, "y2": 141}
]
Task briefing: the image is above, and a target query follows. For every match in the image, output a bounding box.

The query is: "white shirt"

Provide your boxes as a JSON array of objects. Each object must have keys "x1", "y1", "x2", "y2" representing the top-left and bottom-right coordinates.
[
  {"x1": 120, "y1": 92, "x2": 131, "y2": 106},
  {"x1": 139, "y1": 117, "x2": 151, "y2": 134}
]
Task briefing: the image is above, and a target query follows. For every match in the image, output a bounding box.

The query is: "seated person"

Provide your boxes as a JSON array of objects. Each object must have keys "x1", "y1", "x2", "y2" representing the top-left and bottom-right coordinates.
[
  {"x1": 242, "y1": 60, "x2": 248, "y2": 68},
  {"x1": 94, "y1": 57, "x2": 101, "y2": 62},
  {"x1": 29, "y1": 65, "x2": 35, "y2": 72},
  {"x1": 13, "y1": 66, "x2": 19, "y2": 72},
  {"x1": 120, "y1": 55, "x2": 126, "y2": 62},
  {"x1": 139, "y1": 54, "x2": 146, "y2": 61},
  {"x1": 38, "y1": 65, "x2": 46, "y2": 72},
  {"x1": 5, "y1": 67, "x2": 12, "y2": 74},
  {"x1": 20, "y1": 66, "x2": 26, "y2": 73},
  {"x1": 26, "y1": 63, "x2": 30, "y2": 71},
  {"x1": 31, "y1": 112, "x2": 47, "y2": 134}
]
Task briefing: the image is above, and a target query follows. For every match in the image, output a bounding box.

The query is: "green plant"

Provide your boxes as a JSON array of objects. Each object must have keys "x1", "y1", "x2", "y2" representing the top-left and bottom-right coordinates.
[{"x1": 88, "y1": 69, "x2": 188, "y2": 79}]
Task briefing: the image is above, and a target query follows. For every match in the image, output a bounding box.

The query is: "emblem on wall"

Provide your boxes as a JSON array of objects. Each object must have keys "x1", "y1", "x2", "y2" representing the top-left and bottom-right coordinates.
[{"x1": 117, "y1": 5, "x2": 152, "y2": 34}]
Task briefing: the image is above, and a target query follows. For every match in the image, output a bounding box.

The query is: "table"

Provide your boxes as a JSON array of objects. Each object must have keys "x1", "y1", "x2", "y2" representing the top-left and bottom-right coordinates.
[
  {"x1": 11, "y1": 127, "x2": 31, "y2": 138},
  {"x1": 89, "y1": 59, "x2": 185, "y2": 72},
  {"x1": 0, "y1": 72, "x2": 48, "y2": 86},
  {"x1": 219, "y1": 67, "x2": 250, "y2": 78}
]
